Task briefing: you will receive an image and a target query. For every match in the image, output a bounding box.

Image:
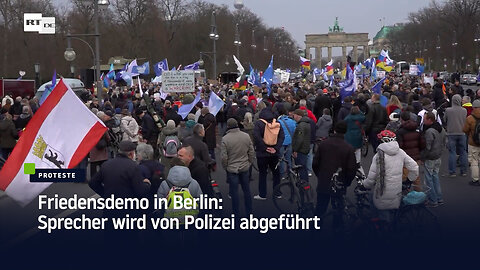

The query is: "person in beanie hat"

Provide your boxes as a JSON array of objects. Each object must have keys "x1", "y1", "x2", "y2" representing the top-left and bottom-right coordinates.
[
  {"x1": 221, "y1": 118, "x2": 255, "y2": 216},
  {"x1": 313, "y1": 121, "x2": 356, "y2": 231},
  {"x1": 463, "y1": 99, "x2": 480, "y2": 186},
  {"x1": 158, "y1": 120, "x2": 180, "y2": 178}
]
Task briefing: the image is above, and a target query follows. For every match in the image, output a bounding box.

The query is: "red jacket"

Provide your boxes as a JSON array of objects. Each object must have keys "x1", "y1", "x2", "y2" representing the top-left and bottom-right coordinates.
[{"x1": 300, "y1": 106, "x2": 317, "y2": 123}]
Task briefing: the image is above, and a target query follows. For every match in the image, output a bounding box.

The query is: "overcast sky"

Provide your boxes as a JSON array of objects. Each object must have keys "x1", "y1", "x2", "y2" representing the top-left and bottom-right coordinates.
[{"x1": 54, "y1": 0, "x2": 441, "y2": 51}]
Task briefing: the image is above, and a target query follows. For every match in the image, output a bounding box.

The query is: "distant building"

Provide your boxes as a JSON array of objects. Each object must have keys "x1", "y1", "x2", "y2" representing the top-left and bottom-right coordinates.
[{"x1": 370, "y1": 24, "x2": 403, "y2": 58}]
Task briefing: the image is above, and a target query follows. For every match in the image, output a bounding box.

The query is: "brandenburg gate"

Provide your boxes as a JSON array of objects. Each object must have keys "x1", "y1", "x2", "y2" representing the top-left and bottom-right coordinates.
[{"x1": 305, "y1": 17, "x2": 369, "y2": 67}]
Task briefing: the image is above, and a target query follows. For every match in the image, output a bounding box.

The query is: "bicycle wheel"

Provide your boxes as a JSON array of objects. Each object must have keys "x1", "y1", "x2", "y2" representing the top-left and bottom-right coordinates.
[
  {"x1": 361, "y1": 137, "x2": 369, "y2": 157},
  {"x1": 394, "y1": 205, "x2": 441, "y2": 239},
  {"x1": 273, "y1": 182, "x2": 300, "y2": 214}
]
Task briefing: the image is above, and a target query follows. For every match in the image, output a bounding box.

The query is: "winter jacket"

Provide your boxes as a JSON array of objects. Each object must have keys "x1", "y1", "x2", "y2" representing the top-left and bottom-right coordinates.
[
  {"x1": 292, "y1": 116, "x2": 311, "y2": 154},
  {"x1": 0, "y1": 115, "x2": 17, "y2": 148},
  {"x1": 253, "y1": 108, "x2": 285, "y2": 158},
  {"x1": 396, "y1": 120, "x2": 425, "y2": 161},
  {"x1": 363, "y1": 141, "x2": 418, "y2": 210},
  {"x1": 188, "y1": 158, "x2": 213, "y2": 197},
  {"x1": 299, "y1": 106, "x2": 317, "y2": 123},
  {"x1": 165, "y1": 108, "x2": 182, "y2": 125},
  {"x1": 313, "y1": 134, "x2": 356, "y2": 194},
  {"x1": 337, "y1": 102, "x2": 352, "y2": 122},
  {"x1": 89, "y1": 131, "x2": 110, "y2": 163},
  {"x1": 89, "y1": 153, "x2": 150, "y2": 198},
  {"x1": 463, "y1": 109, "x2": 480, "y2": 146},
  {"x1": 344, "y1": 113, "x2": 365, "y2": 149},
  {"x1": 278, "y1": 115, "x2": 297, "y2": 146},
  {"x1": 182, "y1": 134, "x2": 213, "y2": 166},
  {"x1": 121, "y1": 115, "x2": 139, "y2": 142},
  {"x1": 463, "y1": 103, "x2": 473, "y2": 116},
  {"x1": 221, "y1": 128, "x2": 254, "y2": 173},
  {"x1": 14, "y1": 114, "x2": 31, "y2": 131},
  {"x1": 365, "y1": 101, "x2": 388, "y2": 134},
  {"x1": 157, "y1": 166, "x2": 202, "y2": 198},
  {"x1": 444, "y1": 94, "x2": 467, "y2": 135},
  {"x1": 141, "y1": 113, "x2": 158, "y2": 142},
  {"x1": 315, "y1": 114, "x2": 333, "y2": 139},
  {"x1": 200, "y1": 113, "x2": 216, "y2": 150},
  {"x1": 313, "y1": 94, "x2": 332, "y2": 119},
  {"x1": 432, "y1": 83, "x2": 446, "y2": 108},
  {"x1": 422, "y1": 122, "x2": 447, "y2": 160}
]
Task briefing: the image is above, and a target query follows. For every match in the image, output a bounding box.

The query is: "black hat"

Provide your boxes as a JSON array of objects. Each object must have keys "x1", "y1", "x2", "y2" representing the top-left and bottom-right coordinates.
[
  {"x1": 334, "y1": 121, "x2": 347, "y2": 134},
  {"x1": 119, "y1": 141, "x2": 137, "y2": 152},
  {"x1": 135, "y1": 108, "x2": 144, "y2": 116}
]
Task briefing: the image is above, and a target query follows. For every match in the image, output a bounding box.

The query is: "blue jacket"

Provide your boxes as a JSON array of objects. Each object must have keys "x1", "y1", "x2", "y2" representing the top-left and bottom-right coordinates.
[{"x1": 278, "y1": 115, "x2": 296, "y2": 146}]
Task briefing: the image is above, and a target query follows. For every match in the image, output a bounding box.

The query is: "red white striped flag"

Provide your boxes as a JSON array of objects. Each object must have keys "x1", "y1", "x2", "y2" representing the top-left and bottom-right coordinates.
[{"x1": 0, "y1": 79, "x2": 107, "y2": 206}]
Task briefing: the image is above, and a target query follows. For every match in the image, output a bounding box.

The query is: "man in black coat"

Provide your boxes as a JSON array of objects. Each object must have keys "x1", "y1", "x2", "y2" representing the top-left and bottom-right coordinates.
[
  {"x1": 178, "y1": 145, "x2": 214, "y2": 197},
  {"x1": 253, "y1": 107, "x2": 285, "y2": 200},
  {"x1": 365, "y1": 94, "x2": 388, "y2": 152},
  {"x1": 198, "y1": 107, "x2": 217, "y2": 160},
  {"x1": 313, "y1": 91, "x2": 332, "y2": 120},
  {"x1": 136, "y1": 108, "x2": 158, "y2": 148},
  {"x1": 432, "y1": 79, "x2": 446, "y2": 108},
  {"x1": 182, "y1": 124, "x2": 214, "y2": 167},
  {"x1": 313, "y1": 121, "x2": 356, "y2": 230}
]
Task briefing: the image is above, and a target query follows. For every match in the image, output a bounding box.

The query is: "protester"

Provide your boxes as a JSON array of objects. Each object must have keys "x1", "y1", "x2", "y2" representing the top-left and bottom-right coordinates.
[
  {"x1": 221, "y1": 118, "x2": 255, "y2": 216},
  {"x1": 0, "y1": 108, "x2": 18, "y2": 160},
  {"x1": 120, "y1": 109, "x2": 139, "y2": 143},
  {"x1": 182, "y1": 123, "x2": 213, "y2": 167},
  {"x1": 292, "y1": 109, "x2": 311, "y2": 182},
  {"x1": 365, "y1": 93, "x2": 388, "y2": 152},
  {"x1": 177, "y1": 145, "x2": 213, "y2": 197},
  {"x1": 158, "y1": 120, "x2": 180, "y2": 178},
  {"x1": 444, "y1": 94, "x2": 467, "y2": 177},
  {"x1": 198, "y1": 107, "x2": 217, "y2": 160},
  {"x1": 463, "y1": 100, "x2": 480, "y2": 186},
  {"x1": 344, "y1": 106, "x2": 366, "y2": 172}
]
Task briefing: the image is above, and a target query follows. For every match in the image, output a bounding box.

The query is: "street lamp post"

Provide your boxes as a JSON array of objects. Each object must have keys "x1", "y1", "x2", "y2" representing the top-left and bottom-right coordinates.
[
  {"x1": 436, "y1": 35, "x2": 441, "y2": 71},
  {"x1": 251, "y1": 29, "x2": 256, "y2": 66},
  {"x1": 234, "y1": 23, "x2": 241, "y2": 58},
  {"x1": 474, "y1": 24, "x2": 480, "y2": 71},
  {"x1": 209, "y1": 11, "x2": 219, "y2": 80},
  {"x1": 452, "y1": 30, "x2": 458, "y2": 71},
  {"x1": 34, "y1": 63, "x2": 40, "y2": 89},
  {"x1": 64, "y1": 0, "x2": 109, "y2": 101},
  {"x1": 70, "y1": 65, "x2": 75, "y2": 78}
]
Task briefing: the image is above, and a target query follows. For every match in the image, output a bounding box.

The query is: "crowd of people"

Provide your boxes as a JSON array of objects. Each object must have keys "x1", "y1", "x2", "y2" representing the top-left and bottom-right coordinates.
[{"x1": 1, "y1": 70, "x2": 480, "y2": 230}]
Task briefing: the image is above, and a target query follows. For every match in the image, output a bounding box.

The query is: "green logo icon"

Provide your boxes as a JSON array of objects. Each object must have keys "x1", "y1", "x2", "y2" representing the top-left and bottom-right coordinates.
[{"x1": 24, "y1": 163, "x2": 35, "y2": 175}]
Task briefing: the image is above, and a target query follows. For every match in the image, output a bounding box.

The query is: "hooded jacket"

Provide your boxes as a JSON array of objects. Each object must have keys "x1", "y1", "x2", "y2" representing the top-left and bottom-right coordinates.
[
  {"x1": 157, "y1": 166, "x2": 202, "y2": 198},
  {"x1": 463, "y1": 108, "x2": 480, "y2": 146},
  {"x1": 363, "y1": 141, "x2": 418, "y2": 210},
  {"x1": 121, "y1": 115, "x2": 139, "y2": 142},
  {"x1": 444, "y1": 94, "x2": 467, "y2": 135},
  {"x1": 344, "y1": 113, "x2": 365, "y2": 149},
  {"x1": 292, "y1": 116, "x2": 311, "y2": 154},
  {"x1": 396, "y1": 120, "x2": 425, "y2": 161},
  {"x1": 422, "y1": 122, "x2": 446, "y2": 160},
  {"x1": 315, "y1": 114, "x2": 332, "y2": 139}
]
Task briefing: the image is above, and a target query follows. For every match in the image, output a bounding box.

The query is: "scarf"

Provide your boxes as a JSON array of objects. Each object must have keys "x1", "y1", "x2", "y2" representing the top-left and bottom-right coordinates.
[{"x1": 375, "y1": 149, "x2": 386, "y2": 198}]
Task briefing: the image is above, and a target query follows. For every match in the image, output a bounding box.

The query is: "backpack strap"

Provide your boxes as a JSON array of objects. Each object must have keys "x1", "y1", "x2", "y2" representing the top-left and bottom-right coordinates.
[{"x1": 166, "y1": 179, "x2": 189, "y2": 189}]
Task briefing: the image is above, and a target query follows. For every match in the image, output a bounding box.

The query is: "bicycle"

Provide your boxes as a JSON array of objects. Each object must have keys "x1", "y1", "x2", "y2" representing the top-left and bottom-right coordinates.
[{"x1": 272, "y1": 156, "x2": 314, "y2": 217}]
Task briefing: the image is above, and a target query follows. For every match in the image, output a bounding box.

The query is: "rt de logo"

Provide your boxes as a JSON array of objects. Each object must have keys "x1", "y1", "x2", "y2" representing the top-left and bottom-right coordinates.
[{"x1": 24, "y1": 13, "x2": 55, "y2": 35}]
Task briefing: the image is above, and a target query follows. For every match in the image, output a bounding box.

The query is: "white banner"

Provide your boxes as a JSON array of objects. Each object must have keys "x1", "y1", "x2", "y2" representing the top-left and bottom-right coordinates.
[
  {"x1": 423, "y1": 76, "x2": 434, "y2": 86},
  {"x1": 281, "y1": 71, "x2": 290, "y2": 83},
  {"x1": 162, "y1": 71, "x2": 195, "y2": 92},
  {"x1": 409, "y1": 65, "x2": 419, "y2": 76}
]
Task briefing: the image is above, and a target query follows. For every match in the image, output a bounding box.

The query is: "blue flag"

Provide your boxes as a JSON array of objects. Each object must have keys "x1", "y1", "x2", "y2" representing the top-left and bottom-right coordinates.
[
  {"x1": 248, "y1": 64, "x2": 256, "y2": 85},
  {"x1": 372, "y1": 77, "x2": 386, "y2": 94},
  {"x1": 39, "y1": 70, "x2": 56, "y2": 105},
  {"x1": 262, "y1": 56, "x2": 274, "y2": 94},
  {"x1": 154, "y1": 59, "x2": 169, "y2": 76},
  {"x1": 184, "y1": 62, "x2": 199, "y2": 70},
  {"x1": 115, "y1": 63, "x2": 128, "y2": 81},
  {"x1": 106, "y1": 64, "x2": 115, "y2": 80},
  {"x1": 133, "y1": 61, "x2": 150, "y2": 75},
  {"x1": 340, "y1": 66, "x2": 355, "y2": 100},
  {"x1": 178, "y1": 91, "x2": 201, "y2": 119},
  {"x1": 171, "y1": 66, "x2": 176, "y2": 71}
]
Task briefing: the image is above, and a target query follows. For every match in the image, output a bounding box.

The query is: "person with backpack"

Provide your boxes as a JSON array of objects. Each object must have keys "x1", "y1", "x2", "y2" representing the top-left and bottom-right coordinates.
[
  {"x1": 157, "y1": 161, "x2": 202, "y2": 223},
  {"x1": 421, "y1": 112, "x2": 447, "y2": 206},
  {"x1": 136, "y1": 143, "x2": 164, "y2": 210},
  {"x1": 253, "y1": 106, "x2": 285, "y2": 200},
  {"x1": 277, "y1": 105, "x2": 297, "y2": 180},
  {"x1": 292, "y1": 109, "x2": 311, "y2": 182},
  {"x1": 221, "y1": 118, "x2": 255, "y2": 216},
  {"x1": 158, "y1": 120, "x2": 181, "y2": 178},
  {"x1": 444, "y1": 94, "x2": 468, "y2": 177},
  {"x1": 362, "y1": 130, "x2": 419, "y2": 221},
  {"x1": 463, "y1": 99, "x2": 480, "y2": 186},
  {"x1": 177, "y1": 145, "x2": 214, "y2": 197}
]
